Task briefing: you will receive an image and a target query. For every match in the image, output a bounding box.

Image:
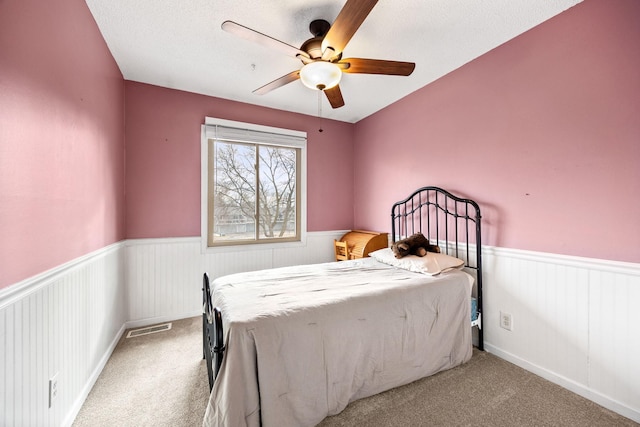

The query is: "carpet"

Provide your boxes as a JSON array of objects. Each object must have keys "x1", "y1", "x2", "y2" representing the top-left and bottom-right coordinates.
[{"x1": 74, "y1": 317, "x2": 637, "y2": 427}]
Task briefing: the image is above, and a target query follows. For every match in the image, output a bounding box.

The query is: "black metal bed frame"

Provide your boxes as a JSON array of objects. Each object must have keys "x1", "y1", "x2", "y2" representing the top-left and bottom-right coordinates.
[
  {"x1": 202, "y1": 186, "x2": 483, "y2": 389},
  {"x1": 202, "y1": 273, "x2": 224, "y2": 391},
  {"x1": 391, "y1": 186, "x2": 483, "y2": 350}
]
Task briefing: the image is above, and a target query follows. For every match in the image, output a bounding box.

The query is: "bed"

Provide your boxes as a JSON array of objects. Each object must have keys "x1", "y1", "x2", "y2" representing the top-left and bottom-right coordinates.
[{"x1": 202, "y1": 186, "x2": 483, "y2": 427}]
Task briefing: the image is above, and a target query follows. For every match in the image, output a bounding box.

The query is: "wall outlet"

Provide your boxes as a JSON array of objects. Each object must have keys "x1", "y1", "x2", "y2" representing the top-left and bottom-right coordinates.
[
  {"x1": 500, "y1": 311, "x2": 513, "y2": 331},
  {"x1": 49, "y1": 373, "x2": 59, "y2": 408}
]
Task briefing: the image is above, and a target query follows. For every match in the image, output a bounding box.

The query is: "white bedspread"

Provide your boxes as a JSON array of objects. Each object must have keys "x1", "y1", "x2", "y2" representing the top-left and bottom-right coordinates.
[{"x1": 203, "y1": 258, "x2": 473, "y2": 427}]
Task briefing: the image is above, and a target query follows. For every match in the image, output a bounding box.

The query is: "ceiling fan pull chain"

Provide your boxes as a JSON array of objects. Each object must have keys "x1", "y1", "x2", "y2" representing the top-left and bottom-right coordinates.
[{"x1": 318, "y1": 90, "x2": 324, "y2": 133}]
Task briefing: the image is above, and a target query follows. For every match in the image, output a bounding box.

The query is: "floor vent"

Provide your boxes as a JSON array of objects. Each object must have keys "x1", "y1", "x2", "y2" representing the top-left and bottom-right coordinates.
[{"x1": 126, "y1": 323, "x2": 172, "y2": 338}]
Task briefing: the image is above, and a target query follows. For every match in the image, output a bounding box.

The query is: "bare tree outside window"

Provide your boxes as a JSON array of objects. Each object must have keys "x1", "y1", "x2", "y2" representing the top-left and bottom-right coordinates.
[
  {"x1": 213, "y1": 142, "x2": 256, "y2": 240},
  {"x1": 258, "y1": 145, "x2": 297, "y2": 238},
  {"x1": 211, "y1": 140, "x2": 298, "y2": 243}
]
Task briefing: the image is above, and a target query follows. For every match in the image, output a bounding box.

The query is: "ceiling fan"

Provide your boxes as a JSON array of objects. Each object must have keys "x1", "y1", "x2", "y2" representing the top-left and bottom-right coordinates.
[{"x1": 221, "y1": 0, "x2": 415, "y2": 109}]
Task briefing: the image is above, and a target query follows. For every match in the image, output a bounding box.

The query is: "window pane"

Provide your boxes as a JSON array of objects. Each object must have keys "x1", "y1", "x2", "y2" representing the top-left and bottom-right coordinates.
[
  {"x1": 204, "y1": 118, "x2": 305, "y2": 248},
  {"x1": 258, "y1": 146, "x2": 297, "y2": 239},
  {"x1": 212, "y1": 141, "x2": 256, "y2": 242}
]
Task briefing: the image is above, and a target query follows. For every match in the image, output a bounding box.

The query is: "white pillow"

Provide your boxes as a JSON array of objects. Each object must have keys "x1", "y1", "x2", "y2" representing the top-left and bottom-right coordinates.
[{"x1": 369, "y1": 248, "x2": 464, "y2": 276}]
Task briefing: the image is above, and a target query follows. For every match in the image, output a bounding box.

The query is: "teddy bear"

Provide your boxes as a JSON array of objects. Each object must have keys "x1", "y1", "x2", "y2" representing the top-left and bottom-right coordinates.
[{"x1": 391, "y1": 232, "x2": 440, "y2": 258}]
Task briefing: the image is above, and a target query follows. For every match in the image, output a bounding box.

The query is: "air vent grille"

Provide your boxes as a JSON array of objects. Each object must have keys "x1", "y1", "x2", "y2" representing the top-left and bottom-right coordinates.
[{"x1": 126, "y1": 323, "x2": 172, "y2": 338}]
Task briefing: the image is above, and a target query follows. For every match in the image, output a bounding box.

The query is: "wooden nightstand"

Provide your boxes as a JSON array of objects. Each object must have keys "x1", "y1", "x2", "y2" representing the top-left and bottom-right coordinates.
[{"x1": 334, "y1": 230, "x2": 389, "y2": 261}]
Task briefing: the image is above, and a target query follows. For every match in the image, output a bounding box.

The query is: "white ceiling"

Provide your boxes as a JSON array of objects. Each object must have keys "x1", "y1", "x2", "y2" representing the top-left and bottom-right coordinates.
[{"x1": 85, "y1": 0, "x2": 582, "y2": 123}]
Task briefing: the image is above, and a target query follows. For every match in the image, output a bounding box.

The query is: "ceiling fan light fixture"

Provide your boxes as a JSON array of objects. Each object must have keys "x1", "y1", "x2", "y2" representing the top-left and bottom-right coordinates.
[{"x1": 299, "y1": 61, "x2": 342, "y2": 91}]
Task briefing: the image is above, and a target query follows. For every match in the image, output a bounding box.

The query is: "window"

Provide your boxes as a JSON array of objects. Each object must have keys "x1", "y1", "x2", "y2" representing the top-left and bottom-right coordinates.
[{"x1": 201, "y1": 118, "x2": 307, "y2": 250}]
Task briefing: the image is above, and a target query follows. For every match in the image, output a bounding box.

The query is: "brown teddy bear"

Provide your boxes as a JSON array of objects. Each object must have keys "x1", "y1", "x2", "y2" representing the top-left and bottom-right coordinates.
[{"x1": 391, "y1": 233, "x2": 440, "y2": 258}]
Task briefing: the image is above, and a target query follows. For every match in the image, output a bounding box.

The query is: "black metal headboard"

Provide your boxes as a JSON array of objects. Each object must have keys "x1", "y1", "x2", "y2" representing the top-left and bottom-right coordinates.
[{"x1": 391, "y1": 186, "x2": 483, "y2": 350}]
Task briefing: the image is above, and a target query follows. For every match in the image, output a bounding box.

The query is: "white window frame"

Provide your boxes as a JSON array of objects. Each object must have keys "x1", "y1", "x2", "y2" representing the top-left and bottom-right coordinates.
[{"x1": 201, "y1": 117, "x2": 307, "y2": 253}]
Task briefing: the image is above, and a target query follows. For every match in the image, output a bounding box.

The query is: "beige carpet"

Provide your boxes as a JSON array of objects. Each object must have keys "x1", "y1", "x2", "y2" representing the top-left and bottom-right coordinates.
[
  {"x1": 73, "y1": 317, "x2": 209, "y2": 427},
  {"x1": 74, "y1": 317, "x2": 637, "y2": 427}
]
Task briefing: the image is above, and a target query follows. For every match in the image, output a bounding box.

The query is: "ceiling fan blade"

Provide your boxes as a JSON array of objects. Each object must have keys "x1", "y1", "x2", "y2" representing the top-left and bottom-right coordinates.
[
  {"x1": 253, "y1": 70, "x2": 301, "y2": 95},
  {"x1": 222, "y1": 21, "x2": 310, "y2": 60},
  {"x1": 321, "y1": 0, "x2": 378, "y2": 60},
  {"x1": 339, "y1": 58, "x2": 415, "y2": 76},
  {"x1": 324, "y1": 85, "x2": 345, "y2": 109}
]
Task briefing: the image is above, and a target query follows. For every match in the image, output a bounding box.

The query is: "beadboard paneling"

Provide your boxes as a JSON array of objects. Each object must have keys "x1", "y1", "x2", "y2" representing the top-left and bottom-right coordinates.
[
  {"x1": 483, "y1": 247, "x2": 640, "y2": 423},
  {"x1": 124, "y1": 238, "x2": 203, "y2": 326},
  {"x1": 125, "y1": 231, "x2": 346, "y2": 325},
  {"x1": 589, "y1": 270, "x2": 640, "y2": 412},
  {"x1": 2, "y1": 236, "x2": 639, "y2": 425},
  {"x1": 0, "y1": 243, "x2": 126, "y2": 427},
  {"x1": 124, "y1": 236, "x2": 640, "y2": 421}
]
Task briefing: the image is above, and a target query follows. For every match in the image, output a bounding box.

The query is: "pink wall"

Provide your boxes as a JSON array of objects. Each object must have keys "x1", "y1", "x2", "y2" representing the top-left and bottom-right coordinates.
[
  {"x1": 3, "y1": 0, "x2": 637, "y2": 291},
  {"x1": 353, "y1": 0, "x2": 640, "y2": 263},
  {"x1": 0, "y1": 0, "x2": 125, "y2": 288},
  {"x1": 124, "y1": 82, "x2": 354, "y2": 238}
]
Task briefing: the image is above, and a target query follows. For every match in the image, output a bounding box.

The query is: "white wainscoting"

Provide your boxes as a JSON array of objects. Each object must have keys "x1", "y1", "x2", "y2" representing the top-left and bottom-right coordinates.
[
  {"x1": 0, "y1": 243, "x2": 126, "y2": 427},
  {"x1": 482, "y1": 247, "x2": 640, "y2": 423},
  {"x1": 2, "y1": 235, "x2": 639, "y2": 426},
  {"x1": 125, "y1": 237, "x2": 640, "y2": 421},
  {"x1": 124, "y1": 231, "x2": 346, "y2": 326}
]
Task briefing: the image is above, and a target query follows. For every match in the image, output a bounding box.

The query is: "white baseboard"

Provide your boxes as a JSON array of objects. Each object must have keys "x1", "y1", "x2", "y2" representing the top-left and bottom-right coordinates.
[
  {"x1": 62, "y1": 323, "x2": 127, "y2": 427},
  {"x1": 485, "y1": 344, "x2": 640, "y2": 423}
]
